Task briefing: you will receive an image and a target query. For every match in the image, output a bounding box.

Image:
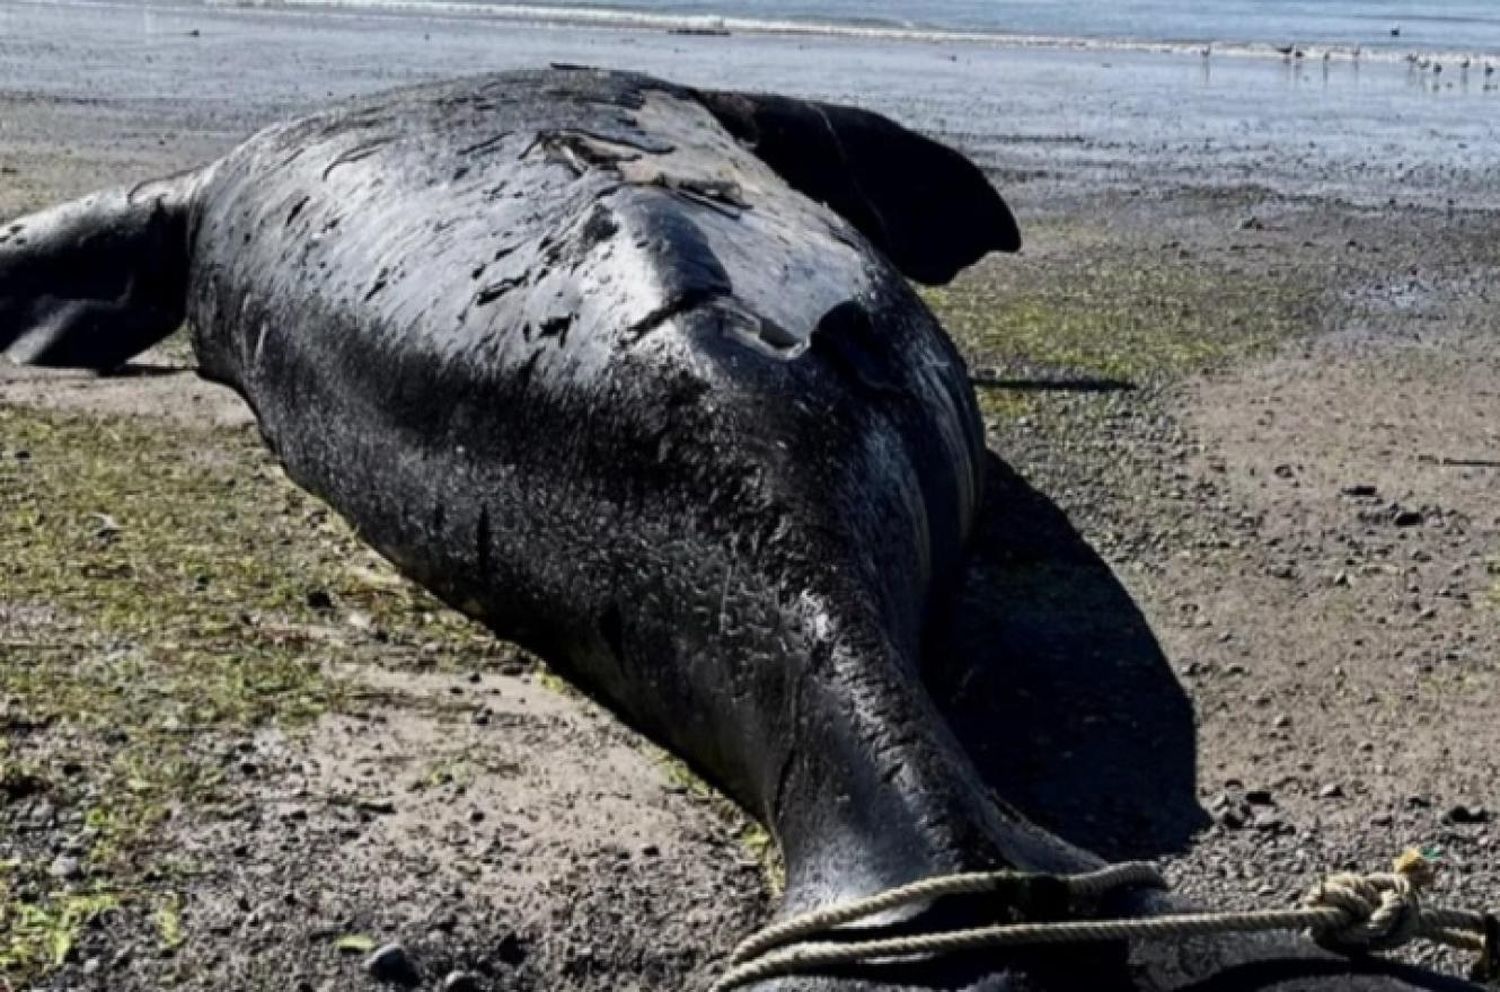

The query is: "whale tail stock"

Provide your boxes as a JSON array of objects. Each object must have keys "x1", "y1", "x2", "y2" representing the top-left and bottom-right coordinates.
[{"x1": 0, "y1": 170, "x2": 203, "y2": 371}]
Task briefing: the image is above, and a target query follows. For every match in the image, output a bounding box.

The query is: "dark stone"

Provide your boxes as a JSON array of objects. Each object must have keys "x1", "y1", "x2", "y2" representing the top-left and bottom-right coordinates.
[
  {"x1": 442, "y1": 972, "x2": 480, "y2": 992},
  {"x1": 365, "y1": 943, "x2": 420, "y2": 987},
  {"x1": 1445, "y1": 804, "x2": 1490, "y2": 825},
  {"x1": 496, "y1": 933, "x2": 527, "y2": 968}
]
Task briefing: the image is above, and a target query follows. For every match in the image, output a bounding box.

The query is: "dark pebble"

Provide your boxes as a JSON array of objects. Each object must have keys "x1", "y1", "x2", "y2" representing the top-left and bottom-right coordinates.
[
  {"x1": 1445, "y1": 804, "x2": 1490, "y2": 825},
  {"x1": 365, "y1": 942, "x2": 420, "y2": 986},
  {"x1": 443, "y1": 972, "x2": 480, "y2": 992},
  {"x1": 496, "y1": 933, "x2": 527, "y2": 967}
]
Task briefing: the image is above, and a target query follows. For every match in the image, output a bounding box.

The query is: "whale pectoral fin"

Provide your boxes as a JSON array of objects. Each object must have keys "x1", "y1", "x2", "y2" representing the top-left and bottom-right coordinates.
[
  {"x1": 694, "y1": 89, "x2": 1020, "y2": 285},
  {"x1": 0, "y1": 175, "x2": 196, "y2": 371}
]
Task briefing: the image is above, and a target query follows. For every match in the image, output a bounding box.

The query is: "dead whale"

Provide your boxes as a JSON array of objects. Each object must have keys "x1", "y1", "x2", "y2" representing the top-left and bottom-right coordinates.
[{"x1": 0, "y1": 68, "x2": 1481, "y2": 992}]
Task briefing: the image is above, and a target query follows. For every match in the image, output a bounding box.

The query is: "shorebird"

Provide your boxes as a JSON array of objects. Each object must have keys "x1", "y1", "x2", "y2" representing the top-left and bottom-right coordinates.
[
  {"x1": 1391, "y1": 24, "x2": 1401, "y2": 37},
  {"x1": 1486, "y1": 62, "x2": 1496, "y2": 76}
]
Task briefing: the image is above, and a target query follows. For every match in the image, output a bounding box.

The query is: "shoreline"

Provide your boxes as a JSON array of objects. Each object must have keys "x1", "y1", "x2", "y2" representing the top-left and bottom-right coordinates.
[{"x1": 4, "y1": 0, "x2": 1500, "y2": 215}]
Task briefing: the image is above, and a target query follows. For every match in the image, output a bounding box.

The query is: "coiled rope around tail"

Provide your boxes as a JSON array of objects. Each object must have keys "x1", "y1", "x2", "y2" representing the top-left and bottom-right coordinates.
[{"x1": 711, "y1": 850, "x2": 1500, "y2": 991}]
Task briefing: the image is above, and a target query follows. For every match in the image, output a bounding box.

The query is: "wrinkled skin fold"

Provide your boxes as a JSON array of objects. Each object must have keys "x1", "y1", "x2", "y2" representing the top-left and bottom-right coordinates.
[{"x1": 0, "y1": 68, "x2": 1477, "y2": 992}]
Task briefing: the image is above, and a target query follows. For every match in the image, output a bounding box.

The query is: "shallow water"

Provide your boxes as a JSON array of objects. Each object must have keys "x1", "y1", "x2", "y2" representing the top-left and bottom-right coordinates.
[
  {"x1": 501, "y1": 0, "x2": 1500, "y2": 54},
  {"x1": 211, "y1": 0, "x2": 1500, "y2": 59},
  {"x1": 3, "y1": 0, "x2": 1499, "y2": 210}
]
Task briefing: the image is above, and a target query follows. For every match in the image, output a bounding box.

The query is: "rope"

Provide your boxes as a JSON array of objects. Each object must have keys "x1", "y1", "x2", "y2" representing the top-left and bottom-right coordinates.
[{"x1": 711, "y1": 849, "x2": 1500, "y2": 991}]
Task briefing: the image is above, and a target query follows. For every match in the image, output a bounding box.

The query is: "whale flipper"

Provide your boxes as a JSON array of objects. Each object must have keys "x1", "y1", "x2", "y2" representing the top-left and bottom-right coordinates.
[
  {"x1": 0, "y1": 173, "x2": 199, "y2": 371},
  {"x1": 695, "y1": 89, "x2": 1020, "y2": 285}
]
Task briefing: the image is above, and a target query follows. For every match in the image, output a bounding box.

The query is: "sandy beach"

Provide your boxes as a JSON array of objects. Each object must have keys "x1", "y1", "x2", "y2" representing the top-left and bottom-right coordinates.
[{"x1": 2, "y1": 2, "x2": 1499, "y2": 990}]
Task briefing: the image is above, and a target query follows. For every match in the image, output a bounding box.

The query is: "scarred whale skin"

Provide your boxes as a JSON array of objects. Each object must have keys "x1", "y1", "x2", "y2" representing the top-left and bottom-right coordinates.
[
  {"x1": 0, "y1": 69, "x2": 1468, "y2": 992},
  {"x1": 189, "y1": 69, "x2": 1066, "y2": 919}
]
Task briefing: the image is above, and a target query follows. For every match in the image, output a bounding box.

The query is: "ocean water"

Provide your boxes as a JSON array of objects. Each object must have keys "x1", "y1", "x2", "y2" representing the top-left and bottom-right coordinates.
[{"x1": 225, "y1": 0, "x2": 1500, "y2": 58}]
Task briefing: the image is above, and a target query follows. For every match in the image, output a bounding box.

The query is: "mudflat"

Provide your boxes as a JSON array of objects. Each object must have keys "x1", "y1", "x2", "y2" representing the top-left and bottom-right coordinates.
[{"x1": 2, "y1": 3, "x2": 1498, "y2": 990}]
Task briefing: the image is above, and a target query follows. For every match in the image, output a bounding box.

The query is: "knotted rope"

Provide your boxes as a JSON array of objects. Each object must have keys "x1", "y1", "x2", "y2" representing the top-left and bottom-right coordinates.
[{"x1": 711, "y1": 850, "x2": 1500, "y2": 991}]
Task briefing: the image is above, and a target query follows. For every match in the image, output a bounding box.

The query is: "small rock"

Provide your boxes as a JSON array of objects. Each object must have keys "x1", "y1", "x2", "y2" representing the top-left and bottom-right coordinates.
[
  {"x1": 1393, "y1": 510, "x2": 1424, "y2": 527},
  {"x1": 1445, "y1": 804, "x2": 1490, "y2": 825},
  {"x1": 306, "y1": 589, "x2": 335, "y2": 611},
  {"x1": 442, "y1": 971, "x2": 480, "y2": 992},
  {"x1": 1318, "y1": 783, "x2": 1345, "y2": 799},
  {"x1": 1272, "y1": 714, "x2": 1292, "y2": 729},
  {"x1": 1209, "y1": 796, "x2": 1249, "y2": 830},
  {"x1": 1341, "y1": 484, "x2": 1378, "y2": 498},
  {"x1": 49, "y1": 855, "x2": 82, "y2": 881},
  {"x1": 1251, "y1": 810, "x2": 1286, "y2": 833},
  {"x1": 1246, "y1": 789, "x2": 1275, "y2": 806},
  {"x1": 366, "y1": 942, "x2": 420, "y2": 986},
  {"x1": 496, "y1": 933, "x2": 527, "y2": 967},
  {"x1": 1405, "y1": 794, "x2": 1432, "y2": 809},
  {"x1": 1239, "y1": 215, "x2": 1264, "y2": 231}
]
